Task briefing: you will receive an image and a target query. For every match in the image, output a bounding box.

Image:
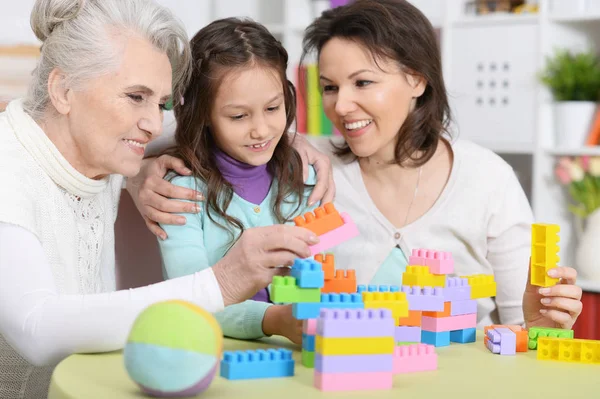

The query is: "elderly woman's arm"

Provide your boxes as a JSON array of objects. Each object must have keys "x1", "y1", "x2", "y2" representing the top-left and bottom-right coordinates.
[{"x1": 0, "y1": 224, "x2": 223, "y2": 367}]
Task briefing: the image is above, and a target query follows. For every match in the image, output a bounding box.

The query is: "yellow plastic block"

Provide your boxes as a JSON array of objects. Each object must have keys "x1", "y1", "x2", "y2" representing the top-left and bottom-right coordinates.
[
  {"x1": 461, "y1": 274, "x2": 497, "y2": 299},
  {"x1": 537, "y1": 337, "x2": 600, "y2": 364},
  {"x1": 315, "y1": 336, "x2": 395, "y2": 356},
  {"x1": 531, "y1": 223, "x2": 560, "y2": 287},
  {"x1": 362, "y1": 292, "x2": 409, "y2": 321},
  {"x1": 402, "y1": 266, "x2": 434, "y2": 287},
  {"x1": 431, "y1": 274, "x2": 446, "y2": 287}
]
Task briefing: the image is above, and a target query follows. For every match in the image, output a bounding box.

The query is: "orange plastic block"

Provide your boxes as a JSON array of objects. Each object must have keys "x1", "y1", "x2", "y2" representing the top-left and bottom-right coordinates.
[
  {"x1": 423, "y1": 302, "x2": 451, "y2": 318},
  {"x1": 315, "y1": 253, "x2": 335, "y2": 280},
  {"x1": 398, "y1": 310, "x2": 422, "y2": 327},
  {"x1": 322, "y1": 270, "x2": 357, "y2": 294},
  {"x1": 294, "y1": 202, "x2": 344, "y2": 236},
  {"x1": 484, "y1": 324, "x2": 528, "y2": 352}
]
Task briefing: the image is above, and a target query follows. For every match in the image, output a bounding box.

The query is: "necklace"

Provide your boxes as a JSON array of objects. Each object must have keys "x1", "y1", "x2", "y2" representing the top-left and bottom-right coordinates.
[{"x1": 403, "y1": 165, "x2": 422, "y2": 227}]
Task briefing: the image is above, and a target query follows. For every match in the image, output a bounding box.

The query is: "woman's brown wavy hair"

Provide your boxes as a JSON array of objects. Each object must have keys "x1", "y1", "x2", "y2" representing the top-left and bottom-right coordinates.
[
  {"x1": 168, "y1": 18, "x2": 305, "y2": 242},
  {"x1": 301, "y1": 0, "x2": 452, "y2": 166}
]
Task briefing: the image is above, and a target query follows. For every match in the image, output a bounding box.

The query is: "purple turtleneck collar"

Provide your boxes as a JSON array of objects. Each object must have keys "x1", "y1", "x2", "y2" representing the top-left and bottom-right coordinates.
[{"x1": 214, "y1": 146, "x2": 273, "y2": 205}]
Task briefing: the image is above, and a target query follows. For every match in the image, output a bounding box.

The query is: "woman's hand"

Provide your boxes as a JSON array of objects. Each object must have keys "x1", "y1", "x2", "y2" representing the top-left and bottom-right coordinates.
[
  {"x1": 126, "y1": 155, "x2": 204, "y2": 240},
  {"x1": 289, "y1": 133, "x2": 335, "y2": 206},
  {"x1": 262, "y1": 304, "x2": 303, "y2": 345},
  {"x1": 523, "y1": 259, "x2": 583, "y2": 330},
  {"x1": 211, "y1": 225, "x2": 319, "y2": 306}
]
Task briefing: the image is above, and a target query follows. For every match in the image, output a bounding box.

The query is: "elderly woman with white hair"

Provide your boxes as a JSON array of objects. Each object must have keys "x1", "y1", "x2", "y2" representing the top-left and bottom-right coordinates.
[{"x1": 0, "y1": 0, "x2": 332, "y2": 397}]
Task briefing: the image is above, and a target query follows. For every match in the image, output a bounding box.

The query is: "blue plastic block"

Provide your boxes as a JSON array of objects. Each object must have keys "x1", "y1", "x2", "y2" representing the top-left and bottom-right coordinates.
[
  {"x1": 292, "y1": 293, "x2": 364, "y2": 320},
  {"x1": 302, "y1": 333, "x2": 315, "y2": 351},
  {"x1": 450, "y1": 328, "x2": 476, "y2": 344},
  {"x1": 421, "y1": 330, "x2": 450, "y2": 347},
  {"x1": 290, "y1": 259, "x2": 324, "y2": 288},
  {"x1": 220, "y1": 348, "x2": 295, "y2": 380},
  {"x1": 357, "y1": 284, "x2": 400, "y2": 293}
]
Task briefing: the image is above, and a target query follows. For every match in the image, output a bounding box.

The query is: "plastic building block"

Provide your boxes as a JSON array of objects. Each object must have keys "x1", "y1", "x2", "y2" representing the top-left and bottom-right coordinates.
[
  {"x1": 322, "y1": 269, "x2": 357, "y2": 293},
  {"x1": 362, "y1": 291, "x2": 409, "y2": 320},
  {"x1": 450, "y1": 299, "x2": 477, "y2": 316},
  {"x1": 307, "y1": 213, "x2": 359, "y2": 255},
  {"x1": 400, "y1": 286, "x2": 445, "y2": 312},
  {"x1": 357, "y1": 284, "x2": 401, "y2": 294},
  {"x1": 314, "y1": 354, "x2": 393, "y2": 373},
  {"x1": 302, "y1": 319, "x2": 317, "y2": 335},
  {"x1": 484, "y1": 325, "x2": 528, "y2": 352},
  {"x1": 528, "y1": 326, "x2": 574, "y2": 350},
  {"x1": 531, "y1": 223, "x2": 560, "y2": 287},
  {"x1": 537, "y1": 337, "x2": 600, "y2": 364},
  {"x1": 421, "y1": 330, "x2": 450, "y2": 347},
  {"x1": 398, "y1": 310, "x2": 422, "y2": 327},
  {"x1": 270, "y1": 276, "x2": 320, "y2": 303},
  {"x1": 486, "y1": 327, "x2": 516, "y2": 355},
  {"x1": 393, "y1": 344, "x2": 438, "y2": 374},
  {"x1": 314, "y1": 371, "x2": 393, "y2": 391},
  {"x1": 409, "y1": 249, "x2": 454, "y2": 275},
  {"x1": 402, "y1": 266, "x2": 444, "y2": 288},
  {"x1": 290, "y1": 259, "x2": 324, "y2": 288},
  {"x1": 220, "y1": 348, "x2": 295, "y2": 380},
  {"x1": 294, "y1": 202, "x2": 344, "y2": 236},
  {"x1": 394, "y1": 326, "x2": 421, "y2": 342},
  {"x1": 421, "y1": 313, "x2": 477, "y2": 332},
  {"x1": 292, "y1": 293, "x2": 364, "y2": 319},
  {"x1": 450, "y1": 328, "x2": 476, "y2": 343},
  {"x1": 302, "y1": 334, "x2": 315, "y2": 351},
  {"x1": 315, "y1": 336, "x2": 395, "y2": 356},
  {"x1": 316, "y1": 308, "x2": 395, "y2": 338},
  {"x1": 442, "y1": 277, "x2": 471, "y2": 301},
  {"x1": 423, "y1": 302, "x2": 451, "y2": 318},
  {"x1": 314, "y1": 253, "x2": 334, "y2": 280},
  {"x1": 301, "y1": 349, "x2": 315, "y2": 368},
  {"x1": 461, "y1": 274, "x2": 497, "y2": 299}
]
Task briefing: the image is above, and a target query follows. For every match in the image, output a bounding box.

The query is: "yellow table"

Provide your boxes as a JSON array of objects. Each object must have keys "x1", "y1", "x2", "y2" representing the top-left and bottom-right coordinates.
[{"x1": 49, "y1": 331, "x2": 598, "y2": 399}]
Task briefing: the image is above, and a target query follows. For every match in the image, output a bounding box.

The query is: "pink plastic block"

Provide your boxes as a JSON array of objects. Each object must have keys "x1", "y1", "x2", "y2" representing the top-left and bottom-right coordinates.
[
  {"x1": 303, "y1": 319, "x2": 317, "y2": 335},
  {"x1": 316, "y1": 308, "x2": 395, "y2": 338},
  {"x1": 308, "y1": 213, "x2": 359, "y2": 256},
  {"x1": 394, "y1": 326, "x2": 421, "y2": 342},
  {"x1": 421, "y1": 313, "x2": 477, "y2": 332},
  {"x1": 400, "y1": 285, "x2": 445, "y2": 311},
  {"x1": 450, "y1": 299, "x2": 477, "y2": 316},
  {"x1": 393, "y1": 344, "x2": 438, "y2": 374},
  {"x1": 442, "y1": 277, "x2": 471, "y2": 301},
  {"x1": 409, "y1": 249, "x2": 454, "y2": 275},
  {"x1": 487, "y1": 327, "x2": 516, "y2": 355},
  {"x1": 314, "y1": 371, "x2": 393, "y2": 391}
]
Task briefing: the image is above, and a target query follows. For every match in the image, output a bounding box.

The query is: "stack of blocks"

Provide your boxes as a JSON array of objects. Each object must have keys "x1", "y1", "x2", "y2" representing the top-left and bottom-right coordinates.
[
  {"x1": 401, "y1": 249, "x2": 497, "y2": 347},
  {"x1": 294, "y1": 203, "x2": 359, "y2": 256},
  {"x1": 530, "y1": 223, "x2": 560, "y2": 287},
  {"x1": 526, "y1": 326, "x2": 600, "y2": 364},
  {"x1": 483, "y1": 325, "x2": 528, "y2": 355}
]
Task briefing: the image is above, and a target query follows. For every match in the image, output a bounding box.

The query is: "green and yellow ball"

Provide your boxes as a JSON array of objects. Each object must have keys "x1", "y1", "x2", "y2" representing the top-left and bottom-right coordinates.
[{"x1": 124, "y1": 300, "x2": 222, "y2": 397}]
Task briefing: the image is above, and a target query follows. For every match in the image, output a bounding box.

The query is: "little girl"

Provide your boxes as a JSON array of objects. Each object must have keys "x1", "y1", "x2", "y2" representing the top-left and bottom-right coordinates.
[{"x1": 157, "y1": 18, "x2": 317, "y2": 344}]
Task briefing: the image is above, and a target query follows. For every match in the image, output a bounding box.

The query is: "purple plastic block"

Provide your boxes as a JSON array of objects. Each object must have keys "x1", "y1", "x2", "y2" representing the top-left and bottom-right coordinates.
[
  {"x1": 400, "y1": 286, "x2": 445, "y2": 311},
  {"x1": 485, "y1": 338, "x2": 501, "y2": 354},
  {"x1": 450, "y1": 299, "x2": 477, "y2": 316},
  {"x1": 442, "y1": 277, "x2": 471, "y2": 301},
  {"x1": 314, "y1": 353, "x2": 393, "y2": 373},
  {"x1": 395, "y1": 326, "x2": 421, "y2": 342},
  {"x1": 316, "y1": 308, "x2": 395, "y2": 338},
  {"x1": 495, "y1": 327, "x2": 516, "y2": 355}
]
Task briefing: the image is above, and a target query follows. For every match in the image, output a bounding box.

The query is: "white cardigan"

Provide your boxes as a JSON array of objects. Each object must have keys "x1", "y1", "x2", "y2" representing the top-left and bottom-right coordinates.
[
  {"x1": 0, "y1": 100, "x2": 224, "y2": 399},
  {"x1": 310, "y1": 136, "x2": 533, "y2": 327}
]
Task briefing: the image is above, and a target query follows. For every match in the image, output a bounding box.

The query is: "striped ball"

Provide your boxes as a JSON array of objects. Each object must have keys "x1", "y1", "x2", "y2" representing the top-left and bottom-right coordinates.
[{"x1": 124, "y1": 300, "x2": 222, "y2": 397}]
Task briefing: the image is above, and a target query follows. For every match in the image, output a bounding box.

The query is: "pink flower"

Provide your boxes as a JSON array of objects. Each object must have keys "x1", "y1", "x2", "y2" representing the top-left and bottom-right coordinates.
[
  {"x1": 555, "y1": 165, "x2": 571, "y2": 184},
  {"x1": 580, "y1": 156, "x2": 591, "y2": 172}
]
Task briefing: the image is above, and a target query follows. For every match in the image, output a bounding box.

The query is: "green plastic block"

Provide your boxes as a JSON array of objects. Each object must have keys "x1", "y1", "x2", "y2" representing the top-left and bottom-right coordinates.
[
  {"x1": 301, "y1": 349, "x2": 315, "y2": 368},
  {"x1": 528, "y1": 326, "x2": 574, "y2": 349},
  {"x1": 271, "y1": 276, "x2": 321, "y2": 303}
]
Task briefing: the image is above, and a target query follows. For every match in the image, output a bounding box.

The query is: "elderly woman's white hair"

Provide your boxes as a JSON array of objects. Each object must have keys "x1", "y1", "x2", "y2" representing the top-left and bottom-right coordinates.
[{"x1": 25, "y1": 0, "x2": 191, "y2": 120}]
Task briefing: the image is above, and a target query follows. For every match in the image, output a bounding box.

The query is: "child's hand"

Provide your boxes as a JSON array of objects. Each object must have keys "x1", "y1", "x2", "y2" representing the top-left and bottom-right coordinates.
[
  {"x1": 262, "y1": 304, "x2": 303, "y2": 345},
  {"x1": 523, "y1": 259, "x2": 583, "y2": 330}
]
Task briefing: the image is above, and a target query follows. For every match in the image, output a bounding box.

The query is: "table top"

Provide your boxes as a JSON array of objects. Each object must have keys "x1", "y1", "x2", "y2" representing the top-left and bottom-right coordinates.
[{"x1": 49, "y1": 331, "x2": 598, "y2": 399}]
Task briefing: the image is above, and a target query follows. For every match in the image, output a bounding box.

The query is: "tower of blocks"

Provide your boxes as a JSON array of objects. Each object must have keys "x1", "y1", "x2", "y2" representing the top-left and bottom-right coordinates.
[
  {"x1": 530, "y1": 223, "x2": 560, "y2": 287},
  {"x1": 294, "y1": 203, "x2": 359, "y2": 256},
  {"x1": 313, "y1": 308, "x2": 438, "y2": 392}
]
